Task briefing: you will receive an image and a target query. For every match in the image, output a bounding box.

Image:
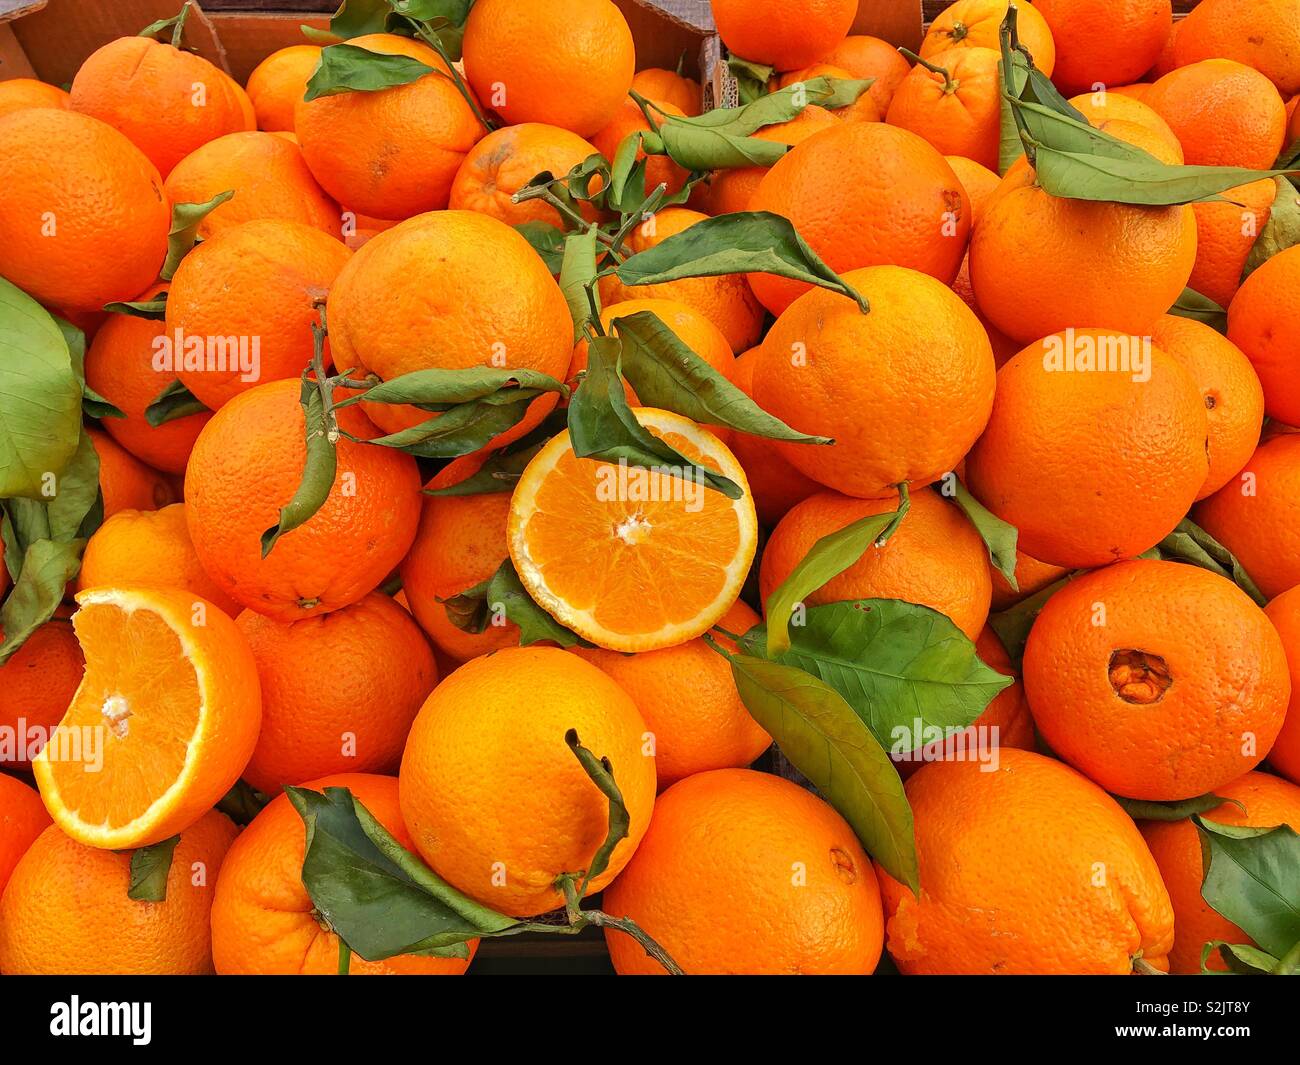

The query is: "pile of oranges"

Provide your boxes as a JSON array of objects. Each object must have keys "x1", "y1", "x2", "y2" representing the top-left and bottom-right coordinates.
[{"x1": 0, "y1": 0, "x2": 1298, "y2": 977}]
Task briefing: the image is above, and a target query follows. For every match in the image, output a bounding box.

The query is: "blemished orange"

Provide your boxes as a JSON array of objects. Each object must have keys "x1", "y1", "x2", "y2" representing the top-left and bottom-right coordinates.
[
  {"x1": 825, "y1": 36, "x2": 913, "y2": 113},
  {"x1": 1149, "y1": 314, "x2": 1265, "y2": 499},
  {"x1": 1187, "y1": 178, "x2": 1279, "y2": 310},
  {"x1": 752, "y1": 266, "x2": 995, "y2": 500},
  {"x1": 1032, "y1": 0, "x2": 1172, "y2": 97},
  {"x1": 1174, "y1": 0, "x2": 1300, "y2": 96},
  {"x1": 989, "y1": 548, "x2": 1070, "y2": 610},
  {"x1": 327, "y1": 210, "x2": 573, "y2": 441},
  {"x1": 87, "y1": 426, "x2": 178, "y2": 517},
  {"x1": 921, "y1": 0, "x2": 1056, "y2": 76},
  {"x1": 749, "y1": 122, "x2": 971, "y2": 315},
  {"x1": 33, "y1": 587, "x2": 261, "y2": 850},
  {"x1": 759, "y1": 487, "x2": 993, "y2": 640},
  {"x1": 631, "y1": 67, "x2": 702, "y2": 116},
  {"x1": 964, "y1": 331, "x2": 1208, "y2": 568},
  {"x1": 0, "y1": 78, "x2": 69, "y2": 118},
  {"x1": 591, "y1": 97, "x2": 690, "y2": 199},
  {"x1": 604, "y1": 768, "x2": 883, "y2": 974},
  {"x1": 84, "y1": 293, "x2": 212, "y2": 474},
  {"x1": 463, "y1": 0, "x2": 634, "y2": 136},
  {"x1": 1141, "y1": 772, "x2": 1300, "y2": 973},
  {"x1": 575, "y1": 599, "x2": 770, "y2": 788},
  {"x1": 944, "y1": 155, "x2": 1001, "y2": 219},
  {"x1": 400, "y1": 647, "x2": 656, "y2": 917},
  {"x1": 711, "y1": 0, "x2": 857, "y2": 72},
  {"x1": 886, "y1": 47, "x2": 1002, "y2": 170},
  {"x1": 1146, "y1": 59, "x2": 1288, "y2": 170},
  {"x1": 877, "y1": 749, "x2": 1174, "y2": 974},
  {"x1": 163, "y1": 131, "x2": 341, "y2": 240},
  {"x1": 449, "y1": 122, "x2": 603, "y2": 228},
  {"x1": 0, "y1": 774, "x2": 50, "y2": 898},
  {"x1": 236, "y1": 594, "x2": 438, "y2": 794},
  {"x1": 212, "y1": 774, "x2": 476, "y2": 974},
  {"x1": 295, "y1": 33, "x2": 483, "y2": 219},
  {"x1": 509, "y1": 409, "x2": 758, "y2": 652},
  {"x1": 0, "y1": 108, "x2": 169, "y2": 312},
  {"x1": 184, "y1": 378, "x2": 422, "y2": 622},
  {"x1": 70, "y1": 35, "x2": 254, "y2": 176},
  {"x1": 1264, "y1": 585, "x2": 1300, "y2": 784},
  {"x1": 1195, "y1": 435, "x2": 1300, "y2": 601},
  {"x1": 0, "y1": 621, "x2": 84, "y2": 770},
  {"x1": 166, "y1": 218, "x2": 351, "y2": 410},
  {"x1": 1226, "y1": 244, "x2": 1300, "y2": 427},
  {"x1": 0, "y1": 810, "x2": 237, "y2": 975},
  {"x1": 1023, "y1": 560, "x2": 1290, "y2": 800},
  {"x1": 245, "y1": 44, "x2": 322, "y2": 131},
  {"x1": 77, "y1": 503, "x2": 242, "y2": 618}
]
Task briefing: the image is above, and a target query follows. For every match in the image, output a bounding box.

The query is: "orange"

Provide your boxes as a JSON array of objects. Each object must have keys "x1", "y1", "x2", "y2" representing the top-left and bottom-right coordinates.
[
  {"x1": 1289, "y1": 92, "x2": 1300, "y2": 142},
  {"x1": 509, "y1": 409, "x2": 758, "y2": 652},
  {"x1": 591, "y1": 97, "x2": 690, "y2": 199},
  {"x1": 84, "y1": 292, "x2": 212, "y2": 474},
  {"x1": 327, "y1": 210, "x2": 572, "y2": 441},
  {"x1": 184, "y1": 378, "x2": 422, "y2": 621},
  {"x1": 574, "y1": 599, "x2": 769, "y2": 788},
  {"x1": 1264, "y1": 585, "x2": 1300, "y2": 784},
  {"x1": 965, "y1": 331, "x2": 1208, "y2": 568},
  {"x1": 70, "y1": 35, "x2": 253, "y2": 177},
  {"x1": 295, "y1": 33, "x2": 483, "y2": 219},
  {"x1": 449, "y1": 122, "x2": 603, "y2": 228},
  {"x1": 760, "y1": 487, "x2": 993, "y2": 640},
  {"x1": 87, "y1": 426, "x2": 178, "y2": 517},
  {"x1": 1141, "y1": 772, "x2": 1300, "y2": 973},
  {"x1": 1148, "y1": 17, "x2": 1182, "y2": 78},
  {"x1": 0, "y1": 774, "x2": 50, "y2": 898},
  {"x1": 166, "y1": 218, "x2": 352, "y2": 410},
  {"x1": 886, "y1": 47, "x2": 1002, "y2": 170},
  {"x1": 1032, "y1": 0, "x2": 1172, "y2": 97},
  {"x1": 212, "y1": 773, "x2": 476, "y2": 974},
  {"x1": 922, "y1": 1, "x2": 1056, "y2": 75},
  {"x1": 748, "y1": 122, "x2": 971, "y2": 315},
  {"x1": 463, "y1": 0, "x2": 634, "y2": 136},
  {"x1": 988, "y1": 548, "x2": 1070, "y2": 610},
  {"x1": 0, "y1": 809, "x2": 237, "y2": 974},
  {"x1": 824, "y1": 35, "x2": 913, "y2": 114},
  {"x1": 0, "y1": 621, "x2": 84, "y2": 770},
  {"x1": 399, "y1": 646, "x2": 656, "y2": 916},
  {"x1": 1149, "y1": 314, "x2": 1265, "y2": 499},
  {"x1": 752, "y1": 266, "x2": 995, "y2": 500},
  {"x1": 604, "y1": 768, "x2": 883, "y2": 974},
  {"x1": 631, "y1": 67, "x2": 702, "y2": 116},
  {"x1": 0, "y1": 108, "x2": 169, "y2": 312},
  {"x1": 163, "y1": 131, "x2": 341, "y2": 240},
  {"x1": 0, "y1": 77, "x2": 69, "y2": 118},
  {"x1": 1226, "y1": 244, "x2": 1300, "y2": 427},
  {"x1": 877, "y1": 749, "x2": 1174, "y2": 974},
  {"x1": 1066, "y1": 88, "x2": 1180, "y2": 144},
  {"x1": 245, "y1": 44, "x2": 322, "y2": 132},
  {"x1": 236, "y1": 594, "x2": 437, "y2": 794},
  {"x1": 33, "y1": 587, "x2": 261, "y2": 849},
  {"x1": 1187, "y1": 178, "x2": 1279, "y2": 309},
  {"x1": 77, "y1": 503, "x2": 242, "y2": 617},
  {"x1": 710, "y1": 0, "x2": 857, "y2": 72},
  {"x1": 1023, "y1": 559, "x2": 1289, "y2": 800},
  {"x1": 1174, "y1": 0, "x2": 1300, "y2": 96},
  {"x1": 774, "y1": 65, "x2": 882, "y2": 124},
  {"x1": 944, "y1": 155, "x2": 1000, "y2": 219},
  {"x1": 1195, "y1": 435, "x2": 1300, "y2": 600},
  {"x1": 1146, "y1": 59, "x2": 1288, "y2": 169}
]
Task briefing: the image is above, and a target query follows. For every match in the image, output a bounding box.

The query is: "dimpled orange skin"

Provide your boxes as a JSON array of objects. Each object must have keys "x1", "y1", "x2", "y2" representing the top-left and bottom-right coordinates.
[
  {"x1": 989, "y1": 548, "x2": 1069, "y2": 610},
  {"x1": 0, "y1": 109, "x2": 169, "y2": 312},
  {"x1": 0, "y1": 621, "x2": 84, "y2": 770},
  {"x1": 327, "y1": 210, "x2": 572, "y2": 441},
  {"x1": 886, "y1": 47, "x2": 1003, "y2": 170},
  {"x1": 1187, "y1": 178, "x2": 1278, "y2": 310},
  {"x1": 87, "y1": 426, "x2": 178, "y2": 517},
  {"x1": 245, "y1": 45, "x2": 322, "y2": 132},
  {"x1": 0, "y1": 78, "x2": 69, "y2": 118},
  {"x1": 591, "y1": 97, "x2": 690, "y2": 198},
  {"x1": 295, "y1": 34, "x2": 482, "y2": 220},
  {"x1": 0, "y1": 810, "x2": 238, "y2": 975},
  {"x1": 753, "y1": 266, "x2": 995, "y2": 500},
  {"x1": 1175, "y1": 0, "x2": 1300, "y2": 96},
  {"x1": 749, "y1": 123, "x2": 971, "y2": 316},
  {"x1": 1023, "y1": 560, "x2": 1290, "y2": 801},
  {"x1": 212, "y1": 774, "x2": 476, "y2": 975},
  {"x1": 399, "y1": 646, "x2": 657, "y2": 918},
  {"x1": 1032, "y1": 0, "x2": 1172, "y2": 97},
  {"x1": 184, "y1": 378, "x2": 422, "y2": 622},
  {"x1": 760, "y1": 488, "x2": 993, "y2": 640},
  {"x1": 878, "y1": 749, "x2": 1174, "y2": 974},
  {"x1": 921, "y1": 1, "x2": 1056, "y2": 74},
  {"x1": 603, "y1": 768, "x2": 883, "y2": 974},
  {"x1": 1264, "y1": 586, "x2": 1300, "y2": 784},
  {"x1": 1142, "y1": 771, "x2": 1300, "y2": 973},
  {"x1": 463, "y1": 0, "x2": 634, "y2": 136},
  {"x1": 1149, "y1": 315, "x2": 1265, "y2": 499},
  {"x1": 1226, "y1": 244, "x2": 1300, "y2": 427},
  {"x1": 711, "y1": 0, "x2": 856, "y2": 71},
  {"x1": 0, "y1": 775, "x2": 50, "y2": 898},
  {"x1": 631, "y1": 68, "x2": 701, "y2": 116},
  {"x1": 964, "y1": 332, "x2": 1208, "y2": 568},
  {"x1": 70, "y1": 36, "x2": 253, "y2": 177}
]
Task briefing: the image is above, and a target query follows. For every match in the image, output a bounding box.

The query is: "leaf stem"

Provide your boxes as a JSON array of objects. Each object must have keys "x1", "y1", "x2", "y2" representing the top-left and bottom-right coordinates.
[
  {"x1": 874, "y1": 482, "x2": 911, "y2": 547},
  {"x1": 899, "y1": 49, "x2": 957, "y2": 94},
  {"x1": 583, "y1": 910, "x2": 686, "y2": 975},
  {"x1": 337, "y1": 938, "x2": 351, "y2": 975},
  {"x1": 414, "y1": 25, "x2": 495, "y2": 135}
]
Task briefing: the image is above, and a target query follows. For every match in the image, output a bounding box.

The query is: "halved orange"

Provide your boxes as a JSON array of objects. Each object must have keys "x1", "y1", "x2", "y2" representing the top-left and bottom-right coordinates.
[
  {"x1": 33, "y1": 587, "x2": 261, "y2": 850},
  {"x1": 508, "y1": 408, "x2": 758, "y2": 651}
]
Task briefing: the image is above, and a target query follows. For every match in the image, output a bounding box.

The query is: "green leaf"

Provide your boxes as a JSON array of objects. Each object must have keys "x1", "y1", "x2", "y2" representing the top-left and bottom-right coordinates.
[
  {"x1": 513, "y1": 221, "x2": 566, "y2": 274},
  {"x1": 726, "y1": 653, "x2": 918, "y2": 893},
  {"x1": 565, "y1": 729, "x2": 629, "y2": 895},
  {"x1": 1114, "y1": 793, "x2": 1236, "y2": 822},
  {"x1": 1155, "y1": 518, "x2": 1265, "y2": 606},
  {"x1": 0, "y1": 537, "x2": 85, "y2": 666},
  {"x1": 997, "y1": 53, "x2": 1032, "y2": 176},
  {"x1": 217, "y1": 780, "x2": 272, "y2": 826},
  {"x1": 1242, "y1": 176, "x2": 1300, "y2": 280},
  {"x1": 946, "y1": 480, "x2": 1018, "y2": 588},
  {"x1": 127, "y1": 836, "x2": 179, "y2": 902},
  {"x1": 145, "y1": 379, "x2": 209, "y2": 428},
  {"x1": 161, "y1": 191, "x2": 235, "y2": 280},
  {"x1": 441, "y1": 558, "x2": 585, "y2": 647},
  {"x1": 725, "y1": 56, "x2": 774, "y2": 104},
  {"x1": 422, "y1": 415, "x2": 563, "y2": 497},
  {"x1": 304, "y1": 42, "x2": 435, "y2": 101},
  {"x1": 1200, "y1": 941, "x2": 1280, "y2": 974},
  {"x1": 363, "y1": 391, "x2": 542, "y2": 458},
  {"x1": 1196, "y1": 818, "x2": 1300, "y2": 959},
  {"x1": 558, "y1": 228, "x2": 599, "y2": 342},
  {"x1": 262, "y1": 374, "x2": 337, "y2": 557},
  {"x1": 351, "y1": 366, "x2": 568, "y2": 409},
  {"x1": 103, "y1": 296, "x2": 168, "y2": 320},
  {"x1": 45, "y1": 430, "x2": 102, "y2": 542},
  {"x1": 321, "y1": 0, "x2": 392, "y2": 40},
  {"x1": 987, "y1": 572, "x2": 1073, "y2": 666},
  {"x1": 605, "y1": 134, "x2": 648, "y2": 215},
  {"x1": 1169, "y1": 287, "x2": 1228, "y2": 332}
]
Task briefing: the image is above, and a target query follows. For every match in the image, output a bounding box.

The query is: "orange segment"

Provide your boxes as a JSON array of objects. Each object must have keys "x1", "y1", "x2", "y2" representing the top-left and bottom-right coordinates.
[
  {"x1": 33, "y1": 587, "x2": 261, "y2": 849},
  {"x1": 508, "y1": 409, "x2": 758, "y2": 651}
]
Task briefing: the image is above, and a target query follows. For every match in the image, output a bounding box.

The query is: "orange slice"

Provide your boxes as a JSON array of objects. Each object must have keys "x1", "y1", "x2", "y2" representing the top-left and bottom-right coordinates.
[
  {"x1": 33, "y1": 587, "x2": 261, "y2": 849},
  {"x1": 508, "y1": 408, "x2": 758, "y2": 652}
]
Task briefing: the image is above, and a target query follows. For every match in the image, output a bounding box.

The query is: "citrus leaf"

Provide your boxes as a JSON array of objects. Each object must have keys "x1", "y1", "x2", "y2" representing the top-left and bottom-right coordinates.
[
  {"x1": 127, "y1": 836, "x2": 179, "y2": 902},
  {"x1": 304, "y1": 42, "x2": 434, "y2": 101},
  {"x1": 46, "y1": 430, "x2": 102, "y2": 542},
  {"x1": 1155, "y1": 518, "x2": 1265, "y2": 606},
  {"x1": 161, "y1": 191, "x2": 234, "y2": 280},
  {"x1": 1200, "y1": 941, "x2": 1281, "y2": 975},
  {"x1": 0, "y1": 536, "x2": 85, "y2": 666},
  {"x1": 987, "y1": 572, "x2": 1074, "y2": 666},
  {"x1": 1114, "y1": 793, "x2": 1236, "y2": 822},
  {"x1": 513, "y1": 221, "x2": 566, "y2": 274},
  {"x1": 217, "y1": 780, "x2": 272, "y2": 826},
  {"x1": 349, "y1": 366, "x2": 567, "y2": 409},
  {"x1": 363, "y1": 391, "x2": 541, "y2": 458},
  {"x1": 262, "y1": 374, "x2": 336, "y2": 557},
  {"x1": 1195, "y1": 818, "x2": 1300, "y2": 959},
  {"x1": 725, "y1": 56, "x2": 775, "y2": 104},
  {"x1": 103, "y1": 295, "x2": 168, "y2": 320},
  {"x1": 145, "y1": 379, "x2": 209, "y2": 428},
  {"x1": 565, "y1": 729, "x2": 629, "y2": 895},
  {"x1": 946, "y1": 480, "x2": 1018, "y2": 588},
  {"x1": 423, "y1": 436, "x2": 551, "y2": 497},
  {"x1": 606, "y1": 133, "x2": 648, "y2": 215},
  {"x1": 1169, "y1": 286, "x2": 1228, "y2": 332},
  {"x1": 1242, "y1": 176, "x2": 1300, "y2": 279},
  {"x1": 489, "y1": 558, "x2": 584, "y2": 647},
  {"x1": 558, "y1": 228, "x2": 599, "y2": 341}
]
